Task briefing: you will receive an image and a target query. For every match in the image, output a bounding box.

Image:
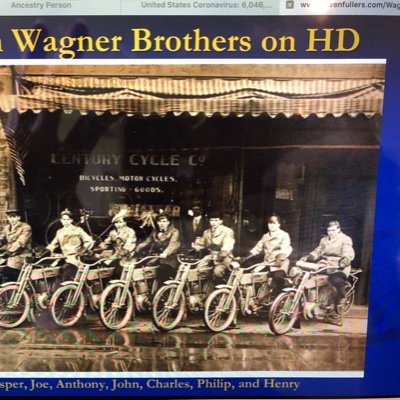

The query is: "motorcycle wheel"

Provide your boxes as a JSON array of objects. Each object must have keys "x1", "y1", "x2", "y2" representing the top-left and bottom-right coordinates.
[
  {"x1": 100, "y1": 283, "x2": 133, "y2": 330},
  {"x1": 50, "y1": 284, "x2": 85, "y2": 327},
  {"x1": 268, "y1": 291, "x2": 300, "y2": 335},
  {"x1": 0, "y1": 285, "x2": 30, "y2": 328},
  {"x1": 203, "y1": 288, "x2": 237, "y2": 332},
  {"x1": 151, "y1": 284, "x2": 185, "y2": 331},
  {"x1": 341, "y1": 281, "x2": 355, "y2": 315}
]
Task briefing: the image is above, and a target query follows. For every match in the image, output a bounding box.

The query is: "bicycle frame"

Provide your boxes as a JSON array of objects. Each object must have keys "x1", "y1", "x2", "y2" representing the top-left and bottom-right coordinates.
[
  {"x1": 166, "y1": 254, "x2": 214, "y2": 311},
  {"x1": 1, "y1": 256, "x2": 63, "y2": 308},
  {"x1": 107, "y1": 255, "x2": 161, "y2": 309},
  {"x1": 215, "y1": 262, "x2": 270, "y2": 315},
  {"x1": 60, "y1": 256, "x2": 115, "y2": 309},
  {"x1": 282, "y1": 262, "x2": 339, "y2": 316}
]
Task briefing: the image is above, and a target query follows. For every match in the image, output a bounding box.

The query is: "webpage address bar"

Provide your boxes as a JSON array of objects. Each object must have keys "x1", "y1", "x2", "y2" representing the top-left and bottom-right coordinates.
[
  {"x1": 280, "y1": 0, "x2": 400, "y2": 15},
  {"x1": 0, "y1": 0, "x2": 399, "y2": 15}
]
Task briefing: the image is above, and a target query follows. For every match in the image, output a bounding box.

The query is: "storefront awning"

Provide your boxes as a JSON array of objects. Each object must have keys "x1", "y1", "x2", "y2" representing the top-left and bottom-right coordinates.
[{"x1": 0, "y1": 75, "x2": 384, "y2": 117}]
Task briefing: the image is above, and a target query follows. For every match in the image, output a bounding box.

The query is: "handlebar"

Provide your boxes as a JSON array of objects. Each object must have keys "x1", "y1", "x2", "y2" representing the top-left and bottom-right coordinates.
[
  {"x1": 131, "y1": 255, "x2": 161, "y2": 265},
  {"x1": 227, "y1": 259, "x2": 263, "y2": 272},
  {"x1": 30, "y1": 255, "x2": 66, "y2": 266},
  {"x1": 177, "y1": 253, "x2": 215, "y2": 265},
  {"x1": 79, "y1": 256, "x2": 118, "y2": 267},
  {"x1": 295, "y1": 260, "x2": 339, "y2": 275}
]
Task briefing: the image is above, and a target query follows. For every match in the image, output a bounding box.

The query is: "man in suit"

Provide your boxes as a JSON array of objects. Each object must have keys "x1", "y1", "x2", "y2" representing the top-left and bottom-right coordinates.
[
  {"x1": 194, "y1": 210, "x2": 235, "y2": 281},
  {"x1": 301, "y1": 220, "x2": 355, "y2": 308},
  {"x1": 0, "y1": 209, "x2": 32, "y2": 282},
  {"x1": 136, "y1": 213, "x2": 181, "y2": 284},
  {"x1": 100, "y1": 209, "x2": 137, "y2": 279},
  {"x1": 245, "y1": 214, "x2": 293, "y2": 298},
  {"x1": 184, "y1": 203, "x2": 208, "y2": 249},
  {"x1": 46, "y1": 209, "x2": 95, "y2": 281}
]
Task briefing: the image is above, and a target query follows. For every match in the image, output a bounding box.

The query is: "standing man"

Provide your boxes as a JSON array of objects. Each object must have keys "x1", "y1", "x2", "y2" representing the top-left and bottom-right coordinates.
[
  {"x1": 301, "y1": 220, "x2": 355, "y2": 308},
  {"x1": 194, "y1": 210, "x2": 235, "y2": 281},
  {"x1": 136, "y1": 213, "x2": 181, "y2": 284},
  {"x1": 0, "y1": 209, "x2": 32, "y2": 282},
  {"x1": 184, "y1": 203, "x2": 207, "y2": 248},
  {"x1": 46, "y1": 209, "x2": 95, "y2": 280},
  {"x1": 244, "y1": 214, "x2": 293, "y2": 297}
]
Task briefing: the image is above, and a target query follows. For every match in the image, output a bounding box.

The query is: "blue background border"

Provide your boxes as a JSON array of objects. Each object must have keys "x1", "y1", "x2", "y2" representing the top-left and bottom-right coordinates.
[{"x1": 0, "y1": 14, "x2": 399, "y2": 398}]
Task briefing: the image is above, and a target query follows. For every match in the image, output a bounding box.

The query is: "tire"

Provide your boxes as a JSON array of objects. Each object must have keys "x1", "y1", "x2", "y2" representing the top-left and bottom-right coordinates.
[
  {"x1": 341, "y1": 281, "x2": 355, "y2": 315},
  {"x1": 100, "y1": 283, "x2": 133, "y2": 330},
  {"x1": 151, "y1": 284, "x2": 185, "y2": 331},
  {"x1": 203, "y1": 288, "x2": 237, "y2": 332},
  {"x1": 268, "y1": 291, "x2": 300, "y2": 335},
  {"x1": 50, "y1": 284, "x2": 85, "y2": 327},
  {"x1": 0, "y1": 285, "x2": 30, "y2": 328}
]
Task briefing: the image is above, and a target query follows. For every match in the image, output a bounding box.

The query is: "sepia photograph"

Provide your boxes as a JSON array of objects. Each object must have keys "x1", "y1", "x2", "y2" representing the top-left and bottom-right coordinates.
[{"x1": 0, "y1": 62, "x2": 384, "y2": 374}]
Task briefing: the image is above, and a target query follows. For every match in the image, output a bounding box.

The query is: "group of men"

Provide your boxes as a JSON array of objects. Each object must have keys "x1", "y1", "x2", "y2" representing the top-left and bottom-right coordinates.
[{"x1": 0, "y1": 205, "x2": 355, "y2": 310}]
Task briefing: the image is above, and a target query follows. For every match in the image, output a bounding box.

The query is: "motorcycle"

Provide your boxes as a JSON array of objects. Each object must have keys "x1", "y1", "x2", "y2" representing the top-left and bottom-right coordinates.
[
  {"x1": 49, "y1": 252, "x2": 117, "y2": 327},
  {"x1": 99, "y1": 255, "x2": 161, "y2": 330},
  {"x1": 268, "y1": 260, "x2": 362, "y2": 335},
  {"x1": 203, "y1": 259, "x2": 275, "y2": 332},
  {"x1": 0, "y1": 254, "x2": 64, "y2": 328},
  {"x1": 151, "y1": 252, "x2": 214, "y2": 331}
]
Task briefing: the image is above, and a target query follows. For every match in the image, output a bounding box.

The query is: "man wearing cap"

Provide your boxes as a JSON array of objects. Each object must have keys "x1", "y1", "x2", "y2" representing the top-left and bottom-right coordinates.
[
  {"x1": 136, "y1": 213, "x2": 181, "y2": 284},
  {"x1": 100, "y1": 210, "x2": 137, "y2": 279},
  {"x1": 0, "y1": 209, "x2": 32, "y2": 282},
  {"x1": 244, "y1": 214, "x2": 293, "y2": 298},
  {"x1": 194, "y1": 211, "x2": 235, "y2": 281},
  {"x1": 301, "y1": 220, "x2": 355, "y2": 309},
  {"x1": 184, "y1": 203, "x2": 208, "y2": 249},
  {"x1": 46, "y1": 209, "x2": 95, "y2": 280}
]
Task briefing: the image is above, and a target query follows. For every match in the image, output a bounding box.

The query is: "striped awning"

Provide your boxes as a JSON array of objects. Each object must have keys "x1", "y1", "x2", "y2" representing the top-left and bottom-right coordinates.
[{"x1": 0, "y1": 75, "x2": 384, "y2": 117}]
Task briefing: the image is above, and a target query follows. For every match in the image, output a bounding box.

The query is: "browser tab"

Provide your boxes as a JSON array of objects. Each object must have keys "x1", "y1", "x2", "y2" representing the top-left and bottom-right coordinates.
[{"x1": 1, "y1": 0, "x2": 121, "y2": 15}]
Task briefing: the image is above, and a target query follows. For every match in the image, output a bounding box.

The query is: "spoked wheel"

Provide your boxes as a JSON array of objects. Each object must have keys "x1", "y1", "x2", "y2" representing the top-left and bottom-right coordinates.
[
  {"x1": 0, "y1": 285, "x2": 30, "y2": 328},
  {"x1": 151, "y1": 284, "x2": 185, "y2": 331},
  {"x1": 100, "y1": 283, "x2": 133, "y2": 330},
  {"x1": 340, "y1": 281, "x2": 355, "y2": 315},
  {"x1": 50, "y1": 284, "x2": 85, "y2": 327},
  {"x1": 268, "y1": 291, "x2": 300, "y2": 335},
  {"x1": 203, "y1": 288, "x2": 237, "y2": 332}
]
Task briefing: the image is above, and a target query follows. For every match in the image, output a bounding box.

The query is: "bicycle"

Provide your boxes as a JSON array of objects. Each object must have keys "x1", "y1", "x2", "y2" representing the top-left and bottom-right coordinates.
[
  {"x1": 203, "y1": 259, "x2": 275, "y2": 332},
  {"x1": 0, "y1": 254, "x2": 64, "y2": 328},
  {"x1": 151, "y1": 252, "x2": 214, "y2": 331},
  {"x1": 49, "y1": 252, "x2": 117, "y2": 327},
  {"x1": 99, "y1": 255, "x2": 161, "y2": 330},
  {"x1": 268, "y1": 260, "x2": 362, "y2": 335}
]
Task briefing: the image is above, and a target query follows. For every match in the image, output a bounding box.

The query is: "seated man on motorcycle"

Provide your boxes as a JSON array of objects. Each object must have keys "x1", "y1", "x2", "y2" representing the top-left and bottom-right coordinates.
[
  {"x1": 46, "y1": 209, "x2": 95, "y2": 281},
  {"x1": 300, "y1": 220, "x2": 355, "y2": 309},
  {"x1": 0, "y1": 209, "x2": 32, "y2": 283},
  {"x1": 193, "y1": 210, "x2": 235, "y2": 284},
  {"x1": 99, "y1": 209, "x2": 137, "y2": 279},
  {"x1": 243, "y1": 214, "x2": 293, "y2": 298},
  {"x1": 136, "y1": 213, "x2": 181, "y2": 285}
]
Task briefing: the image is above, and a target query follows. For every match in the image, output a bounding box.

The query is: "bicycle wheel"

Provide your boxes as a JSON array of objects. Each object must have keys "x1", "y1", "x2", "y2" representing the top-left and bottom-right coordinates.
[
  {"x1": 100, "y1": 283, "x2": 133, "y2": 330},
  {"x1": 44, "y1": 219, "x2": 62, "y2": 245},
  {"x1": 0, "y1": 285, "x2": 30, "y2": 328},
  {"x1": 50, "y1": 284, "x2": 85, "y2": 327},
  {"x1": 268, "y1": 291, "x2": 300, "y2": 335},
  {"x1": 341, "y1": 281, "x2": 355, "y2": 315},
  {"x1": 151, "y1": 284, "x2": 185, "y2": 331},
  {"x1": 203, "y1": 288, "x2": 237, "y2": 332}
]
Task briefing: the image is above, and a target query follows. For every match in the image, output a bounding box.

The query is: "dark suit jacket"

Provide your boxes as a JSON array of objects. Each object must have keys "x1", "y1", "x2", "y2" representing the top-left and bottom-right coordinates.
[{"x1": 183, "y1": 215, "x2": 208, "y2": 248}]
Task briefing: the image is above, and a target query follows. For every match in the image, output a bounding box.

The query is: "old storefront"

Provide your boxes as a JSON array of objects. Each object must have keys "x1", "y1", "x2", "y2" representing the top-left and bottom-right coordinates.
[{"x1": 0, "y1": 64, "x2": 384, "y2": 303}]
